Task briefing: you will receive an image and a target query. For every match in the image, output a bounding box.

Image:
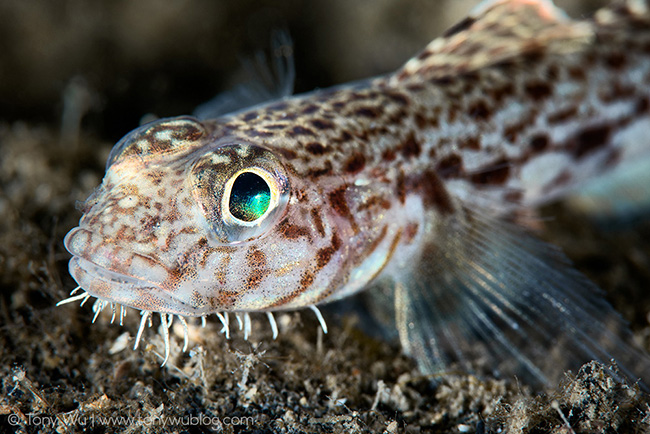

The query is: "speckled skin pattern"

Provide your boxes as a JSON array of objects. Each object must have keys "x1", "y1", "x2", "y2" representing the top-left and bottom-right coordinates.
[{"x1": 61, "y1": 0, "x2": 650, "y2": 381}]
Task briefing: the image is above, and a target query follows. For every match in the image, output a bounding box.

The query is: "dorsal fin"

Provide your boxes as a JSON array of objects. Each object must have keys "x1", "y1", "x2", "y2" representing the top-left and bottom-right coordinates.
[{"x1": 392, "y1": 0, "x2": 593, "y2": 83}]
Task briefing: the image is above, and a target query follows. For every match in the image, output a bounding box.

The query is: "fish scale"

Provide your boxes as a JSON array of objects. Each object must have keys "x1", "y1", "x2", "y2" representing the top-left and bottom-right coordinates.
[{"x1": 60, "y1": 0, "x2": 650, "y2": 387}]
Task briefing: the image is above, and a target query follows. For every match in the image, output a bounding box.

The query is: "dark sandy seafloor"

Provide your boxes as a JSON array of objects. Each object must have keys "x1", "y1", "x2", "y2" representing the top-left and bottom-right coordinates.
[{"x1": 1, "y1": 1, "x2": 650, "y2": 433}]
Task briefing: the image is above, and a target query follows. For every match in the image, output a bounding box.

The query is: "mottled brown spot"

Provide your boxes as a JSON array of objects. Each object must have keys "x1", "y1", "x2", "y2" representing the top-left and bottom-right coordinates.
[
  {"x1": 305, "y1": 142, "x2": 327, "y2": 155},
  {"x1": 413, "y1": 171, "x2": 454, "y2": 214},
  {"x1": 329, "y1": 187, "x2": 358, "y2": 232},
  {"x1": 462, "y1": 136, "x2": 480, "y2": 151},
  {"x1": 301, "y1": 104, "x2": 319, "y2": 115},
  {"x1": 636, "y1": 97, "x2": 649, "y2": 114},
  {"x1": 247, "y1": 268, "x2": 269, "y2": 289},
  {"x1": 382, "y1": 148, "x2": 396, "y2": 162},
  {"x1": 140, "y1": 214, "x2": 160, "y2": 232},
  {"x1": 344, "y1": 153, "x2": 366, "y2": 174},
  {"x1": 415, "y1": 113, "x2": 427, "y2": 129},
  {"x1": 355, "y1": 106, "x2": 383, "y2": 118},
  {"x1": 568, "y1": 67, "x2": 586, "y2": 81},
  {"x1": 385, "y1": 91, "x2": 409, "y2": 106},
  {"x1": 605, "y1": 52, "x2": 626, "y2": 70},
  {"x1": 316, "y1": 233, "x2": 342, "y2": 269},
  {"x1": 311, "y1": 208, "x2": 326, "y2": 237},
  {"x1": 431, "y1": 76, "x2": 454, "y2": 86},
  {"x1": 265, "y1": 123, "x2": 288, "y2": 130},
  {"x1": 399, "y1": 134, "x2": 421, "y2": 158},
  {"x1": 406, "y1": 83, "x2": 425, "y2": 92},
  {"x1": 489, "y1": 83, "x2": 515, "y2": 103},
  {"x1": 300, "y1": 270, "x2": 315, "y2": 290},
  {"x1": 470, "y1": 160, "x2": 510, "y2": 185},
  {"x1": 289, "y1": 126, "x2": 316, "y2": 137},
  {"x1": 147, "y1": 170, "x2": 165, "y2": 186},
  {"x1": 468, "y1": 100, "x2": 491, "y2": 120},
  {"x1": 387, "y1": 108, "x2": 409, "y2": 125},
  {"x1": 165, "y1": 202, "x2": 181, "y2": 222},
  {"x1": 278, "y1": 219, "x2": 311, "y2": 240},
  {"x1": 530, "y1": 134, "x2": 549, "y2": 152},
  {"x1": 548, "y1": 106, "x2": 578, "y2": 124},
  {"x1": 310, "y1": 119, "x2": 334, "y2": 130},
  {"x1": 525, "y1": 81, "x2": 552, "y2": 101},
  {"x1": 570, "y1": 125, "x2": 611, "y2": 158},
  {"x1": 436, "y1": 154, "x2": 462, "y2": 177},
  {"x1": 246, "y1": 247, "x2": 267, "y2": 268},
  {"x1": 546, "y1": 64, "x2": 559, "y2": 81}
]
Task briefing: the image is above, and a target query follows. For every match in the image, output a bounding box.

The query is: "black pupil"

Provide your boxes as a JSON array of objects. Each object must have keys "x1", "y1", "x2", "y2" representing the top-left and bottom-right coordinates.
[{"x1": 229, "y1": 172, "x2": 271, "y2": 222}]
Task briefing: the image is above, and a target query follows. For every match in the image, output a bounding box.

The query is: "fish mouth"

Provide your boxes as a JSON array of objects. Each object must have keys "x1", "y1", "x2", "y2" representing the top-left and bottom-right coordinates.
[{"x1": 64, "y1": 227, "x2": 205, "y2": 316}]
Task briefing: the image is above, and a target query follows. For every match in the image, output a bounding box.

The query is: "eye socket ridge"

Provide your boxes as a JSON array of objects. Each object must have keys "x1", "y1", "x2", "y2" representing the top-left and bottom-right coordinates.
[{"x1": 222, "y1": 167, "x2": 279, "y2": 226}]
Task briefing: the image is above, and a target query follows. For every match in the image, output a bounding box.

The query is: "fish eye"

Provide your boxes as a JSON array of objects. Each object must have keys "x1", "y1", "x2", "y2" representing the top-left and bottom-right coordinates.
[
  {"x1": 225, "y1": 169, "x2": 274, "y2": 224},
  {"x1": 190, "y1": 143, "x2": 290, "y2": 244}
]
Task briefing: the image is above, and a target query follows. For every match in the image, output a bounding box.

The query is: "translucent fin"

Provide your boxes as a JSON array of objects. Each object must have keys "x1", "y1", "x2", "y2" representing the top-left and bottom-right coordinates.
[
  {"x1": 392, "y1": 0, "x2": 592, "y2": 84},
  {"x1": 393, "y1": 206, "x2": 650, "y2": 388},
  {"x1": 193, "y1": 30, "x2": 295, "y2": 120}
]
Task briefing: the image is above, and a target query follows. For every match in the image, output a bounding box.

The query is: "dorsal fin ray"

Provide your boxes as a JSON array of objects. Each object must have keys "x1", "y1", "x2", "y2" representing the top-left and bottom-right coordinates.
[
  {"x1": 391, "y1": 0, "x2": 593, "y2": 83},
  {"x1": 193, "y1": 31, "x2": 295, "y2": 120}
]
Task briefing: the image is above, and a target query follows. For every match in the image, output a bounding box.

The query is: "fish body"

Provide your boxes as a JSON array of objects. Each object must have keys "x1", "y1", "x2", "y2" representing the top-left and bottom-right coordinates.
[{"x1": 61, "y1": 0, "x2": 650, "y2": 386}]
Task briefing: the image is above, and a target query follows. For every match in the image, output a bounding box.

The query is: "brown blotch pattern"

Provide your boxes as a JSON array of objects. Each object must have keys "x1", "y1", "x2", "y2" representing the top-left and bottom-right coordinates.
[
  {"x1": 524, "y1": 81, "x2": 552, "y2": 101},
  {"x1": 344, "y1": 153, "x2": 366, "y2": 174},
  {"x1": 310, "y1": 119, "x2": 334, "y2": 130},
  {"x1": 299, "y1": 270, "x2": 315, "y2": 291},
  {"x1": 328, "y1": 187, "x2": 359, "y2": 233},
  {"x1": 468, "y1": 99, "x2": 491, "y2": 120},
  {"x1": 399, "y1": 134, "x2": 422, "y2": 158},
  {"x1": 355, "y1": 106, "x2": 383, "y2": 118},
  {"x1": 305, "y1": 142, "x2": 327, "y2": 155},
  {"x1": 289, "y1": 126, "x2": 316, "y2": 137},
  {"x1": 316, "y1": 233, "x2": 342, "y2": 269},
  {"x1": 246, "y1": 247, "x2": 267, "y2": 268},
  {"x1": 530, "y1": 134, "x2": 549, "y2": 152},
  {"x1": 414, "y1": 170, "x2": 455, "y2": 214},
  {"x1": 278, "y1": 219, "x2": 311, "y2": 240},
  {"x1": 570, "y1": 125, "x2": 611, "y2": 158},
  {"x1": 310, "y1": 208, "x2": 326, "y2": 237},
  {"x1": 436, "y1": 154, "x2": 463, "y2": 177}
]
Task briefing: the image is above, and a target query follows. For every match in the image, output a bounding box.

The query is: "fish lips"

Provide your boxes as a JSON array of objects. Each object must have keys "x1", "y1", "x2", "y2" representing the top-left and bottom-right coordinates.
[{"x1": 64, "y1": 227, "x2": 205, "y2": 316}]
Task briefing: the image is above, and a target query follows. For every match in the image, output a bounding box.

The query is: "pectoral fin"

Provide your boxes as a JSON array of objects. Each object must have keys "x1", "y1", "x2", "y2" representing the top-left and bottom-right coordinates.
[{"x1": 393, "y1": 206, "x2": 650, "y2": 388}]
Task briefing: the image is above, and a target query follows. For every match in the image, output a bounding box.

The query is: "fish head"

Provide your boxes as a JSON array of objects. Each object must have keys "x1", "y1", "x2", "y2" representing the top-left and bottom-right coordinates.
[{"x1": 64, "y1": 115, "x2": 389, "y2": 316}]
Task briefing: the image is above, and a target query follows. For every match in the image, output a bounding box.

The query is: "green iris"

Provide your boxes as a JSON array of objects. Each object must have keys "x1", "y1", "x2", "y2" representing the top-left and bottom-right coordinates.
[{"x1": 229, "y1": 172, "x2": 271, "y2": 222}]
